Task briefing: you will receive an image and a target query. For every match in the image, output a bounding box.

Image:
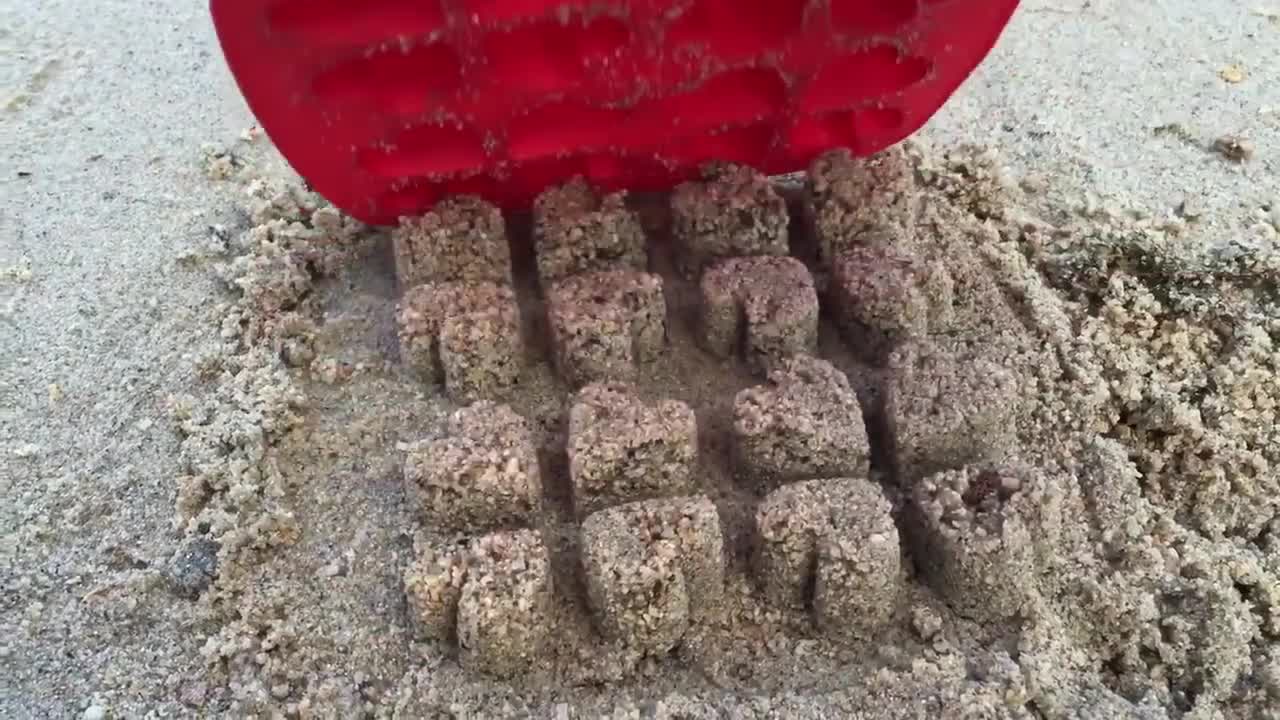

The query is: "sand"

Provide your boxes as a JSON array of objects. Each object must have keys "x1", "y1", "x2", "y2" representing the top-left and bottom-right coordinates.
[{"x1": 2, "y1": 1, "x2": 1278, "y2": 719}]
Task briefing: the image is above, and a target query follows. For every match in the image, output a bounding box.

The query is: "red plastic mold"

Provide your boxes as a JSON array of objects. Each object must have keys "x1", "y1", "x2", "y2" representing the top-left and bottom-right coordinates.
[{"x1": 212, "y1": 0, "x2": 1020, "y2": 226}]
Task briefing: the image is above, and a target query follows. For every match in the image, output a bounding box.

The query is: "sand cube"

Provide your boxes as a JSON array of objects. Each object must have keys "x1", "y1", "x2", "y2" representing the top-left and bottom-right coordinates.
[
  {"x1": 831, "y1": 245, "x2": 932, "y2": 348},
  {"x1": 888, "y1": 341, "x2": 1020, "y2": 477},
  {"x1": 456, "y1": 529, "x2": 554, "y2": 678},
  {"x1": 754, "y1": 479, "x2": 900, "y2": 637},
  {"x1": 567, "y1": 382, "x2": 698, "y2": 518},
  {"x1": 397, "y1": 282, "x2": 522, "y2": 401},
  {"x1": 732, "y1": 355, "x2": 869, "y2": 486},
  {"x1": 804, "y1": 147, "x2": 917, "y2": 266},
  {"x1": 403, "y1": 541, "x2": 468, "y2": 643},
  {"x1": 584, "y1": 530, "x2": 689, "y2": 654},
  {"x1": 579, "y1": 496, "x2": 724, "y2": 653},
  {"x1": 700, "y1": 256, "x2": 819, "y2": 373},
  {"x1": 404, "y1": 402, "x2": 541, "y2": 534},
  {"x1": 834, "y1": 235, "x2": 1027, "y2": 357},
  {"x1": 533, "y1": 177, "x2": 647, "y2": 285},
  {"x1": 393, "y1": 195, "x2": 511, "y2": 288},
  {"x1": 547, "y1": 270, "x2": 666, "y2": 387},
  {"x1": 402, "y1": 529, "x2": 554, "y2": 677},
  {"x1": 911, "y1": 464, "x2": 1060, "y2": 623},
  {"x1": 671, "y1": 163, "x2": 790, "y2": 277},
  {"x1": 813, "y1": 492, "x2": 902, "y2": 639},
  {"x1": 927, "y1": 238, "x2": 1020, "y2": 340}
]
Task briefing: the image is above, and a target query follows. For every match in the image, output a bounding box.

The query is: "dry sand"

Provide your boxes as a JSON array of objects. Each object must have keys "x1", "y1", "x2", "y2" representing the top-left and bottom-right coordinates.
[{"x1": 2, "y1": 2, "x2": 1279, "y2": 719}]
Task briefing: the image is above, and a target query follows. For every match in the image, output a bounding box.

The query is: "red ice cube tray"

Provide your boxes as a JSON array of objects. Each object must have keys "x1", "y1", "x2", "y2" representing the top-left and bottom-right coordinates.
[{"x1": 212, "y1": 0, "x2": 1020, "y2": 226}]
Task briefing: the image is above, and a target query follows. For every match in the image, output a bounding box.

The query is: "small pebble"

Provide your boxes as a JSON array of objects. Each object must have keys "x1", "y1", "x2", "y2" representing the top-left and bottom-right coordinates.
[
  {"x1": 167, "y1": 537, "x2": 219, "y2": 599},
  {"x1": 1018, "y1": 174, "x2": 1047, "y2": 195},
  {"x1": 911, "y1": 606, "x2": 943, "y2": 640},
  {"x1": 1219, "y1": 64, "x2": 1247, "y2": 84},
  {"x1": 1211, "y1": 135, "x2": 1253, "y2": 163},
  {"x1": 939, "y1": 489, "x2": 964, "y2": 510},
  {"x1": 83, "y1": 705, "x2": 106, "y2": 720},
  {"x1": 1175, "y1": 196, "x2": 1205, "y2": 220}
]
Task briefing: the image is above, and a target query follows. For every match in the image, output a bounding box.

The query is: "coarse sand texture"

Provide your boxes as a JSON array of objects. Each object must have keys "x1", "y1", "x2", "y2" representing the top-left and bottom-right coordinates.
[
  {"x1": 831, "y1": 244, "x2": 932, "y2": 348},
  {"x1": 547, "y1": 270, "x2": 667, "y2": 387},
  {"x1": 671, "y1": 163, "x2": 791, "y2": 278},
  {"x1": 889, "y1": 340, "x2": 1021, "y2": 478},
  {"x1": 754, "y1": 478, "x2": 901, "y2": 639},
  {"x1": 403, "y1": 401, "x2": 542, "y2": 534},
  {"x1": 910, "y1": 464, "x2": 1063, "y2": 623},
  {"x1": 397, "y1": 281, "x2": 523, "y2": 401},
  {"x1": 804, "y1": 146, "x2": 918, "y2": 266},
  {"x1": 567, "y1": 382, "x2": 698, "y2": 518},
  {"x1": 392, "y1": 195, "x2": 512, "y2": 288},
  {"x1": 533, "y1": 177, "x2": 648, "y2": 286},
  {"x1": 699, "y1": 255, "x2": 820, "y2": 373},
  {"x1": 732, "y1": 355, "x2": 870, "y2": 486},
  {"x1": 579, "y1": 496, "x2": 725, "y2": 654},
  {"x1": 404, "y1": 529, "x2": 554, "y2": 678},
  {"x1": 25, "y1": 95, "x2": 1277, "y2": 715}
]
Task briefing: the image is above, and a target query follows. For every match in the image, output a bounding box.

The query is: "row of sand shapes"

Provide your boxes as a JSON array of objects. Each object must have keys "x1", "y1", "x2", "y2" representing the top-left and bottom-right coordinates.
[{"x1": 389, "y1": 154, "x2": 1044, "y2": 679}]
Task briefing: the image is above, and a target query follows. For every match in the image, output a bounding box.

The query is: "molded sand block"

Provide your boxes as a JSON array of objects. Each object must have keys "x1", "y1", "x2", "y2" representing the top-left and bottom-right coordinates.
[
  {"x1": 568, "y1": 382, "x2": 698, "y2": 518},
  {"x1": 671, "y1": 163, "x2": 790, "y2": 278},
  {"x1": 912, "y1": 464, "x2": 1061, "y2": 623},
  {"x1": 533, "y1": 177, "x2": 648, "y2": 285},
  {"x1": 804, "y1": 147, "x2": 916, "y2": 266},
  {"x1": 584, "y1": 528, "x2": 689, "y2": 654},
  {"x1": 831, "y1": 245, "x2": 931, "y2": 347},
  {"x1": 392, "y1": 195, "x2": 511, "y2": 288},
  {"x1": 915, "y1": 233, "x2": 1013, "y2": 339},
  {"x1": 580, "y1": 496, "x2": 724, "y2": 653},
  {"x1": 547, "y1": 270, "x2": 666, "y2": 387},
  {"x1": 397, "y1": 282, "x2": 522, "y2": 401},
  {"x1": 456, "y1": 529, "x2": 554, "y2": 678},
  {"x1": 732, "y1": 355, "x2": 869, "y2": 486},
  {"x1": 832, "y1": 227, "x2": 1020, "y2": 352},
  {"x1": 813, "y1": 493, "x2": 902, "y2": 639},
  {"x1": 754, "y1": 479, "x2": 900, "y2": 638},
  {"x1": 888, "y1": 341, "x2": 1019, "y2": 476},
  {"x1": 700, "y1": 256, "x2": 819, "y2": 373},
  {"x1": 403, "y1": 541, "x2": 468, "y2": 644},
  {"x1": 404, "y1": 402, "x2": 541, "y2": 534}
]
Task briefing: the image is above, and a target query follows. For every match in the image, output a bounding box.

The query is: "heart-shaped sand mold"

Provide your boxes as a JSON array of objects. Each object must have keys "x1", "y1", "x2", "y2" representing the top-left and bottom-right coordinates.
[{"x1": 212, "y1": 0, "x2": 1020, "y2": 225}]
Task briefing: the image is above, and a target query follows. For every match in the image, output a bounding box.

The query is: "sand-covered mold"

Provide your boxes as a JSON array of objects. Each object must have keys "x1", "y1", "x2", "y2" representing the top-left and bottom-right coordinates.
[{"x1": 5, "y1": 135, "x2": 1278, "y2": 719}]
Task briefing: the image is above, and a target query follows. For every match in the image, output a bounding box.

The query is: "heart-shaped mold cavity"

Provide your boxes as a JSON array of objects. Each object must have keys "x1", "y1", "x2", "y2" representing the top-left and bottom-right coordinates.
[
  {"x1": 508, "y1": 102, "x2": 629, "y2": 161},
  {"x1": 830, "y1": 0, "x2": 919, "y2": 35},
  {"x1": 359, "y1": 122, "x2": 488, "y2": 179},
  {"x1": 665, "y1": 123, "x2": 777, "y2": 166},
  {"x1": 267, "y1": 0, "x2": 446, "y2": 45},
  {"x1": 667, "y1": 0, "x2": 806, "y2": 61},
  {"x1": 482, "y1": 15, "x2": 632, "y2": 96},
  {"x1": 627, "y1": 67, "x2": 788, "y2": 143},
  {"x1": 312, "y1": 42, "x2": 462, "y2": 115},
  {"x1": 799, "y1": 46, "x2": 931, "y2": 114}
]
